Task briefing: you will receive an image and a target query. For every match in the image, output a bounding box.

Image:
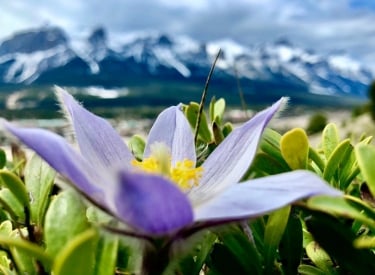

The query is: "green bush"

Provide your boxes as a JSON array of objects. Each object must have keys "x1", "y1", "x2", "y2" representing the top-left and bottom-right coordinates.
[
  {"x1": 352, "y1": 103, "x2": 370, "y2": 118},
  {"x1": 306, "y1": 112, "x2": 328, "y2": 134},
  {"x1": 368, "y1": 81, "x2": 375, "y2": 121}
]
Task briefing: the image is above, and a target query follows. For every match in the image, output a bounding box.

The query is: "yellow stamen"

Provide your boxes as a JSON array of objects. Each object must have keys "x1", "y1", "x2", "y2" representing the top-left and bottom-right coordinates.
[
  {"x1": 171, "y1": 160, "x2": 203, "y2": 190},
  {"x1": 131, "y1": 143, "x2": 203, "y2": 191}
]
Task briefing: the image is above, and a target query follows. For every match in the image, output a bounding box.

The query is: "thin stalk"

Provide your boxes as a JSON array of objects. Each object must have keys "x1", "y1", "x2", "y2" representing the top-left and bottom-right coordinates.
[{"x1": 194, "y1": 49, "x2": 222, "y2": 144}]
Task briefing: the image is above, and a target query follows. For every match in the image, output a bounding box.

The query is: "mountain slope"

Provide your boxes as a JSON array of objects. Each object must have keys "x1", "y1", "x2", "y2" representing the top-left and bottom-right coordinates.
[{"x1": 0, "y1": 26, "x2": 372, "y2": 101}]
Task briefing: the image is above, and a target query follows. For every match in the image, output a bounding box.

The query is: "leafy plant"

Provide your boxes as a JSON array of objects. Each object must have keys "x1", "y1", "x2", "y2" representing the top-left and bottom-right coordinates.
[{"x1": 1, "y1": 96, "x2": 375, "y2": 274}]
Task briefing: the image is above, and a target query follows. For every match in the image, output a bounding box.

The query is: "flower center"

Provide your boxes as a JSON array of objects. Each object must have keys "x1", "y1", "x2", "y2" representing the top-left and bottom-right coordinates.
[{"x1": 131, "y1": 143, "x2": 203, "y2": 190}]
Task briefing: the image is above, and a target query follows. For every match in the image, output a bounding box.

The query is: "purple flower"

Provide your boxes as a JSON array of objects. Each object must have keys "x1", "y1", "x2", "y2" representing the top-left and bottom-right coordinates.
[{"x1": 3, "y1": 87, "x2": 341, "y2": 236}]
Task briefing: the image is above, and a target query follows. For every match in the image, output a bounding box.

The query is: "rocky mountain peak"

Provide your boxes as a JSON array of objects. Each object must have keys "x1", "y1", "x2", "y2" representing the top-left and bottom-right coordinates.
[
  {"x1": 88, "y1": 27, "x2": 107, "y2": 48},
  {"x1": 0, "y1": 26, "x2": 68, "y2": 55},
  {"x1": 0, "y1": 25, "x2": 372, "y2": 101},
  {"x1": 156, "y1": 34, "x2": 173, "y2": 47}
]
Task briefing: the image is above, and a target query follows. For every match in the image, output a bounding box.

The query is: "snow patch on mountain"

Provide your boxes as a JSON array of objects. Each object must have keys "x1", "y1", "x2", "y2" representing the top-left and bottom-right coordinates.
[
  {"x1": 328, "y1": 55, "x2": 369, "y2": 83},
  {"x1": 0, "y1": 26, "x2": 373, "y2": 99},
  {"x1": 2, "y1": 45, "x2": 73, "y2": 83},
  {"x1": 152, "y1": 47, "x2": 191, "y2": 77}
]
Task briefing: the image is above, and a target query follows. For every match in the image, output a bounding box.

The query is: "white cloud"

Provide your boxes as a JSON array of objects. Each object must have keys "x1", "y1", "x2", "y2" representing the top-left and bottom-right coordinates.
[{"x1": 1, "y1": 0, "x2": 375, "y2": 70}]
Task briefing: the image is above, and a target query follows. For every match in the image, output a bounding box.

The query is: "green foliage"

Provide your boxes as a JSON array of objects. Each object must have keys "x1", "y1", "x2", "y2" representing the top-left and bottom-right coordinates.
[
  {"x1": 183, "y1": 97, "x2": 233, "y2": 164},
  {"x1": 279, "y1": 210, "x2": 303, "y2": 275},
  {"x1": 368, "y1": 80, "x2": 375, "y2": 121},
  {"x1": 351, "y1": 102, "x2": 370, "y2": 118},
  {"x1": 306, "y1": 211, "x2": 375, "y2": 275},
  {"x1": 306, "y1": 112, "x2": 328, "y2": 134},
  {"x1": 245, "y1": 118, "x2": 375, "y2": 274},
  {"x1": 263, "y1": 206, "x2": 291, "y2": 273},
  {"x1": 0, "y1": 149, "x2": 6, "y2": 170},
  {"x1": 44, "y1": 190, "x2": 90, "y2": 257},
  {"x1": 93, "y1": 233, "x2": 119, "y2": 275},
  {"x1": 24, "y1": 154, "x2": 55, "y2": 227},
  {"x1": 52, "y1": 229, "x2": 98, "y2": 275},
  {"x1": 356, "y1": 143, "x2": 375, "y2": 197},
  {"x1": 280, "y1": 128, "x2": 309, "y2": 169},
  {"x1": 208, "y1": 225, "x2": 262, "y2": 274},
  {"x1": 2, "y1": 96, "x2": 375, "y2": 274},
  {"x1": 128, "y1": 134, "x2": 146, "y2": 161}
]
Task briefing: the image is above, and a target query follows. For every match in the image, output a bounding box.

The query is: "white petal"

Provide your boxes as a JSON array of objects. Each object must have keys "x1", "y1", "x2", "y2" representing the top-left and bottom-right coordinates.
[
  {"x1": 189, "y1": 98, "x2": 285, "y2": 205},
  {"x1": 144, "y1": 106, "x2": 196, "y2": 165},
  {"x1": 56, "y1": 86, "x2": 134, "y2": 170},
  {"x1": 194, "y1": 170, "x2": 341, "y2": 222}
]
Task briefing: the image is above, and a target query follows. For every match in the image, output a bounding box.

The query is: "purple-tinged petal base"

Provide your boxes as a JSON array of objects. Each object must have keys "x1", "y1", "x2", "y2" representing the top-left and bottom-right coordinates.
[
  {"x1": 194, "y1": 170, "x2": 341, "y2": 222},
  {"x1": 114, "y1": 171, "x2": 194, "y2": 235}
]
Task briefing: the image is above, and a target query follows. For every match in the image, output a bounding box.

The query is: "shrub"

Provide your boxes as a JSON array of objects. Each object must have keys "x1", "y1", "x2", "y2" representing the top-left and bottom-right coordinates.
[
  {"x1": 306, "y1": 112, "x2": 328, "y2": 134},
  {"x1": 368, "y1": 81, "x2": 375, "y2": 121}
]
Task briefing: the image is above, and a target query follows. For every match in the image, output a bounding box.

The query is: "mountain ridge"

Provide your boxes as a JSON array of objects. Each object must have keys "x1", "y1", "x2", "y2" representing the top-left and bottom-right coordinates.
[{"x1": 0, "y1": 25, "x2": 372, "y2": 102}]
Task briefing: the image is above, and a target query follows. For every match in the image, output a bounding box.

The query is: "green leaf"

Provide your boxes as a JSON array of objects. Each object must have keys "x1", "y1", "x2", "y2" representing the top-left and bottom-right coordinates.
[
  {"x1": 168, "y1": 230, "x2": 216, "y2": 275},
  {"x1": 0, "y1": 149, "x2": 6, "y2": 169},
  {"x1": 0, "y1": 234, "x2": 52, "y2": 271},
  {"x1": 308, "y1": 147, "x2": 325, "y2": 174},
  {"x1": 184, "y1": 102, "x2": 212, "y2": 143},
  {"x1": 323, "y1": 139, "x2": 352, "y2": 183},
  {"x1": 187, "y1": 232, "x2": 217, "y2": 275},
  {"x1": 0, "y1": 170, "x2": 30, "y2": 209},
  {"x1": 307, "y1": 196, "x2": 375, "y2": 231},
  {"x1": 339, "y1": 148, "x2": 362, "y2": 191},
  {"x1": 305, "y1": 241, "x2": 336, "y2": 274},
  {"x1": 0, "y1": 221, "x2": 12, "y2": 235},
  {"x1": 44, "y1": 190, "x2": 90, "y2": 257},
  {"x1": 208, "y1": 243, "x2": 249, "y2": 274},
  {"x1": 279, "y1": 211, "x2": 303, "y2": 275},
  {"x1": 94, "y1": 233, "x2": 119, "y2": 275},
  {"x1": 53, "y1": 229, "x2": 98, "y2": 275},
  {"x1": 280, "y1": 128, "x2": 309, "y2": 170},
  {"x1": 248, "y1": 218, "x2": 266, "y2": 252},
  {"x1": 298, "y1": 264, "x2": 329, "y2": 275},
  {"x1": 353, "y1": 236, "x2": 375, "y2": 249},
  {"x1": 10, "y1": 144, "x2": 27, "y2": 176},
  {"x1": 222, "y1": 122, "x2": 233, "y2": 137},
  {"x1": 322, "y1": 123, "x2": 340, "y2": 160},
  {"x1": 210, "y1": 226, "x2": 262, "y2": 275},
  {"x1": 0, "y1": 188, "x2": 25, "y2": 221},
  {"x1": 86, "y1": 206, "x2": 113, "y2": 225},
  {"x1": 355, "y1": 143, "x2": 375, "y2": 198},
  {"x1": 209, "y1": 96, "x2": 216, "y2": 123},
  {"x1": 360, "y1": 135, "x2": 373, "y2": 145},
  {"x1": 128, "y1": 135, "x2": 145, "y2": 161},
  {"x1": 211, "y1": 98, "x2": 225, "y2": 124},
  {"x1": 24, "y1": 154, "x2": 55, "y2": 226},
  {"x1": 9, "y1": 228, "x2": 37, "y2": 274},
  {"x1": 251, "y1": 152, "x2": 290, "y2": 175},
  {"x1": 260, "y1": 128, "x2": 290, "y2": 169},
  {"x1": 263, "y1": 206, "x2": 291, "y2": 273},
  {"x1": 212, "y1": 121, "x2": 224, "y2": 145},
  {"x1": 306, "y1": 211, "x2": 375, "y2": 275}
]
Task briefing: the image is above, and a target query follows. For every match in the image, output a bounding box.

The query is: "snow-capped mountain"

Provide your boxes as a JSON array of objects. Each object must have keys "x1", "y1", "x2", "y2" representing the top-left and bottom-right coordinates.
[{"x1": 0, "y1": 26, "x2": 372, "y2": 100}]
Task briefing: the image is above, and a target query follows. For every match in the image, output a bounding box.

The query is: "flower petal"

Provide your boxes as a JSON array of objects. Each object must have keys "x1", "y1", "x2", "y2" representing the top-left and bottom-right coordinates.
[
  {"x1": 190, "y1": 98, "x2": 286, "y2": 205},
  {"x1": 113, "y1": 171, "x2": 194, "y2": 235},
  {"x1": 194, "y1": 170, "x2": 341, "y2": 222},
  {"x1": 56, "y1": 86, "x2": 134, "y2": 169},
  {"x1": 4, "y1": 122, "x2": 105, "y2": 204},
  {"x1": 144, "y1": 106, "x2": 196, "y2": 165}
]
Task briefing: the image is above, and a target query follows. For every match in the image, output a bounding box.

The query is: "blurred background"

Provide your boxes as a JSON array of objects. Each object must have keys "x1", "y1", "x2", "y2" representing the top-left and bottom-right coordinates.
[{"x1": 1, "y1": 0, "x2": 375, "y2": 136}]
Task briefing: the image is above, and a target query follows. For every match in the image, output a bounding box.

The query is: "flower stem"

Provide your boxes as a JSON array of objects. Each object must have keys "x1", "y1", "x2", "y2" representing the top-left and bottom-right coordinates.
[{"x1": 141, "y1": 238, "x2": 171, "y2": 275}]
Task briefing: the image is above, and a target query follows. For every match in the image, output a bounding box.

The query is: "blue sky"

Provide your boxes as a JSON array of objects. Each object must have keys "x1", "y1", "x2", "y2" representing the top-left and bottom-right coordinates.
[{"x1": 1, "y1": 0, "x2": 375, "y2": 71}]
